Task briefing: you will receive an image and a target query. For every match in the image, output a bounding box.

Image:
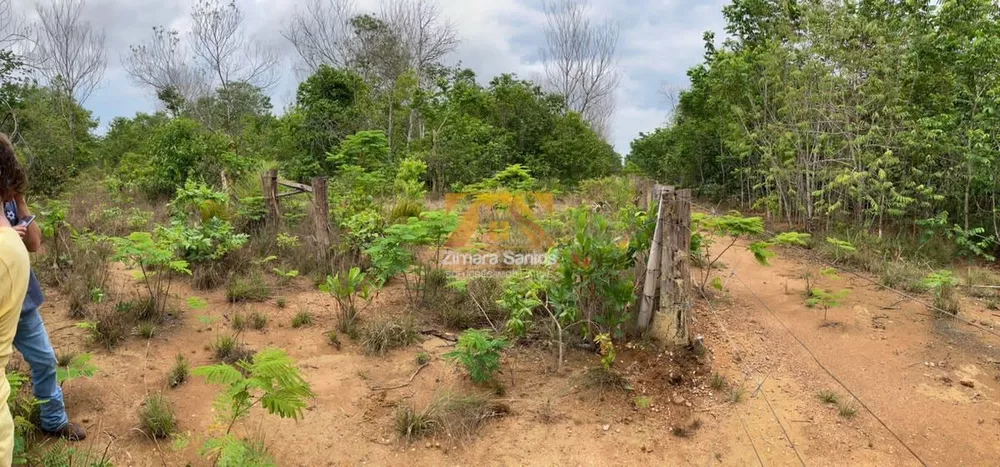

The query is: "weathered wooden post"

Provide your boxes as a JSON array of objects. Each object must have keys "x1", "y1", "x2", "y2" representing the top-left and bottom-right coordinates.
[
  {"x1": 261, "y1": 169, "x2": 280, "y2": 223},
  {"x1": 311, "y1": 177, "x2": 331, "y2": 264},
  {"x1": 637, "y1": 185, "x2": 666, "y2": 332},
  {"x1": 652, "y1": 188, "x2": 693, "y2": 346}
]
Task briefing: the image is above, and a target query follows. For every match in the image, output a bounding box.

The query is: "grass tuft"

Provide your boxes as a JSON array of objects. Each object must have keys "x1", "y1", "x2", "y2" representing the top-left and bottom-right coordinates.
[
  {"x1": 138, "y1": 394, "x2": 176, "y2": 439},
  {"x1": 671, "y1": 419, "x2": 703, "y2": 438},
  {"x1": 582, "y1": 366, "x2": 630, "y2": 394},
  {"x1": 360, "y1": 317, "x2": 418, "y2": 356},
  {"x1": 226, "y1": 272, "x2": 272, "y2": 303},
  {"x1": 210, "y1": 334, "x2": 252, "y2": 364},
  {"x1": 167, "y1": 354, "x2": 189, "y2": 388},
  {"x1": 709, "y1": 373, "x2": 727, "y2": 391},
  {"x1": 727, "y1": 385, "x2": 747, "y2": 404},
  {"x1": 818, "y1": 389, "x2": 840, "y2": 405},
  {"x1": 291, "y1": 311, "x2": 314, "y2": 329}
]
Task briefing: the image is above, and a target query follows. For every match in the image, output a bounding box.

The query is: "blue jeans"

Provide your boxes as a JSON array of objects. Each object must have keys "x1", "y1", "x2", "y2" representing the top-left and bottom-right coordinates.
[{"x1": 13, "y1": 306, "x2": 68, "y2": 432}]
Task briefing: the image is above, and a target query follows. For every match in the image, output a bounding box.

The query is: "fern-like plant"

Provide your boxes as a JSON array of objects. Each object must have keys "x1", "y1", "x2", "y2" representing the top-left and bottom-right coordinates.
[
  {"x1": 444, "y1": 329, "x2": 507, "y2": 384},
  {"x1": 194, "y1": 348, "x2": 314, "y2": 466},
  {"x1": 923, "y1": 270, "x2": 960, "y2": 315}
]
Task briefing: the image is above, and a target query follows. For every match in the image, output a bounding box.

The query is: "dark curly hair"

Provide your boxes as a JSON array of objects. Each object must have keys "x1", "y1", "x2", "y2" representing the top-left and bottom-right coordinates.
[{"x1": 0, "y1": 133, "x2": 26, "y2": 201}]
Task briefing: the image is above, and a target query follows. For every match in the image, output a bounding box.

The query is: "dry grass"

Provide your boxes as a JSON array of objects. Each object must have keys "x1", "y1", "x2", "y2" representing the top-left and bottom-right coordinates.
[
  {"x1": 226, "y1": 272, "x2": 272, "y2": 303},
  {"x1": 167, "y1": 354, "x2": 189, "y2": 388},
  {"x1": 671, "y1": 419, "x2": 703, "y2": 438},
  {"x1": 394, "y1": 392, "x2": 509, "y2": 443},
  {"x1": 360, "y1": 317, "x2": 418, "y2": 356},
  {"x1": 582, "y1": 366, "x2": 630, "y2": 394}
]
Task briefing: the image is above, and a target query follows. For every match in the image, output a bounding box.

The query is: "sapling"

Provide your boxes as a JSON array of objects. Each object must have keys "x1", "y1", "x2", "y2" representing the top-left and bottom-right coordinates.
[
  {"x1": 320, "y1": 267, "x2": 375, "y2": 334},
  {"x1": 806, "y1": 288, "x2": 849, "y2": 321},
  {"x1": 922, "y1": 270, "x2": 961, "y2": 315},
  {"x1": 194, "y1": 348, "x2": 314, "y2": 466}
]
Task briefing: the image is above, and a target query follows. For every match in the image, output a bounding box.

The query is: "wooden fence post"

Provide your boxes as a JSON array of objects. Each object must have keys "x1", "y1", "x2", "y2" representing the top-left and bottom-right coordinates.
[
  {"x1": 311, "y1": 177, "x2": 331, "y2": 264},
  {"x1": 261, "y1": 169, "x2": 280, "y2": 223},
  {"x1": 637, "y1": 185, "x2": 666, "y2": 333},
  {"x1": 655, "y1": 188, "x2": 692, "y2": 346}
]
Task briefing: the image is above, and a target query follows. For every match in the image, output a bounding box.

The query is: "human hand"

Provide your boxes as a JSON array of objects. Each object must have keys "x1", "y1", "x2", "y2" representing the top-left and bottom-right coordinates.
[{"x1": 13, "y1": 225, "x2": 26, "y2": 238}]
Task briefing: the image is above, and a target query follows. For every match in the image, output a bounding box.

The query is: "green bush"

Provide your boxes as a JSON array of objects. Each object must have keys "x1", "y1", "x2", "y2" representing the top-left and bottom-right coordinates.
[{"x1": 444, "y1": 329, "x2": 507, "y2": 384}]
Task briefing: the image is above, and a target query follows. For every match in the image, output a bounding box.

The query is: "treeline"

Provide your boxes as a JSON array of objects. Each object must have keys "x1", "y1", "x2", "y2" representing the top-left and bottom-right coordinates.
[
  {"x1": 628, "y1": 0, "x2": 1000, "y2": 258},
  {"x1": 0, "y1": 0, "x2": 622, "y2": 200}
]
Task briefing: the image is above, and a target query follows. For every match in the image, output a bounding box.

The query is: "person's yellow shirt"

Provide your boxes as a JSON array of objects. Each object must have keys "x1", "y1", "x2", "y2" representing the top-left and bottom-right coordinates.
[{"x1": 0, "y1": 226, "x2": 29, "y2": 466}]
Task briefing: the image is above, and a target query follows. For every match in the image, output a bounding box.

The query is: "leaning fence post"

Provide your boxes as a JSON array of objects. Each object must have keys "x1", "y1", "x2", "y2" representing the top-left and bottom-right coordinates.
[
  {"x1": 637, "y1": 185, "x2": 666, "y2": 333},
  {"x1": 311, "y1": 177, "x2": 331, "y2": 264}
]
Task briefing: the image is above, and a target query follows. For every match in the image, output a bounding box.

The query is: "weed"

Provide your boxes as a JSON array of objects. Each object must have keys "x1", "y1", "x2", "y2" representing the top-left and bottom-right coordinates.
[
  {"x1": 136, "y1": 322, "x2": 157, "y2": 339},
  {"x1": 389, "y1": 199, "x2": 424, "y2": 224},
  {"x1": 838, "y1": 403, "x2": 858, "y2": 418},
  {"x1": 55, "y1": 353, "x2": 99, "y2": 385},
  {"x1": 444, "y1": 329, "x2": 507, "y2": 384},
  {"x1": 818, "y1": 389, "x2": 840, "y2": 405},
  {"x1": 325, "y1": 331, "x2": 341, "y2": 350},
  {"x1": 231, "y1": 313, "x2": 248, "y2": 332},
  {"x1": 226, "y1": 272, "x2": 272, "y2": 303},
  {"x1": 924, "y1": 270, "x2": 960, "y2": 315},
  {"x1": 709, "y1": 373, "x2": 728, "y2": 391},
  {"x1": 248, "y1": 310, "x2": 268, "y2": 330},
  {"x1": 988, "y1": 300, "x2": 999, "y2": 311},
  {"x1": 138, "y1": 394, "x2": 176, "y2": 439},
  {"x1": 291, "y1": 311, "x2": 314, "y2": 329},
  {"x1": 276, "y1": 296, "x2": 287, "y2": 308},
  {"x1": 416, "y1": 352, "x2": 430, "y2": 365},
  {"x1": 81, "y1": 307, "x2": 134, "y2": 350},
  {"x1": 211, "y1": 334, "x2": 252, "y2": 364},
  {"x1": 965, "y1": 266, "x2": 1000, "y2": 298},
  {"x1": 168, "y1": 354, "x2": 190, "y2": 388},
  {"x1": 633, "y1": 396, "x2": 653, "y2": 409},
  {"x1": 881, "y1": 261, "x2": 929, "y2": 294},
  {"x1": 394, "y1": 403, "x2": 438, "y2": 441},
  {"x1": 320, "y1": 267, "x2": 374, "y2": 335},
  {"x1": 582, "y1": 366, "x2": 630, "y2": 394},
  {"x1": 360, "y1": 317, "x2": 418, "y2": 356},
  {"x1": 56, "y1": 352, "x2": 75, "y2": 368},
  {"x1": 727, "y1": 385, "x2": 747, "y2": 403},
  {"x1": 393, "y1": 392, "x2": 508, "y2": 443},
  {"x1": 671, "y1": 419, "x2": 703, "y2": 438}
]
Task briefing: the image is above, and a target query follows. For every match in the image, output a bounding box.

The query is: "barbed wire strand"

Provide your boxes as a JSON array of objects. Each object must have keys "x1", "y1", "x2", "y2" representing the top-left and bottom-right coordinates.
[{"x1": 729, "y1": 270, "x2": 928, "y2": 467}]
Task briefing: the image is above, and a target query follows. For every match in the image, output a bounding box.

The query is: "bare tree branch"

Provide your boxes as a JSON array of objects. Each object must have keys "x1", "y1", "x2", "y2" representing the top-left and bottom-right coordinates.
[
  {"x1": 282, "y1": 0, "x2": 356, "y2": 75},
  {"x1": 190, "y1": 0, "x2": 279, "y2": 91},
  {"x1": 541, "y1": 0, "x2": 620, "y2": 139},
  {"x1": 31, "y1": 0, "x2": 107, "y2": 103},
  {"x1": 380, "y1": 0, "x2": 457, "y2": 80},
  {"x1": 122, "y1": 26, "x2": 209, "y2": 103}
]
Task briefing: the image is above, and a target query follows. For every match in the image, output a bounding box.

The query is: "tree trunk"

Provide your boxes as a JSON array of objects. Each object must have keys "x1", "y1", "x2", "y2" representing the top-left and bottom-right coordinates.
[{"x1": 652, "y1": 189, "x2": 693, "y2": 347}]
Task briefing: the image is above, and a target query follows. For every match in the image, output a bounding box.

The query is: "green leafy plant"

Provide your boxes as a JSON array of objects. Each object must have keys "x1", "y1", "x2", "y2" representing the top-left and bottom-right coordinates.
[
  {"x1": 194, "y1": 348, "x2": 314, "y2": 466},
  {"x1": 320, "y1": 267, "x2": 375, "y2": 334},
  {"x1": 444, "y1": 329, "x2": 507, "y2": 384},
  {"x1": 923, "y1": 270, "x2": 961, "y2": 315},
  {"x1": 806, "y1": 288, "x2": 850, "y2": 321},
  {"x1": 112, "y1": 231, "x2": 192, "y2": 320},
  {"x1": 55, "y1": 353, "x2": 98, "y2": 385}
]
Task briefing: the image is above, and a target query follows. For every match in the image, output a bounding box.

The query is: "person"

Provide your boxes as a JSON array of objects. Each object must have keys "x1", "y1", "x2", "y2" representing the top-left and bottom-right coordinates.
[
  {"x1": 0, "y1": 135, "x2": 31, "y2": 466},
  {"x1": 0, "y1": 134, "x2": 86, "y2": 441}
]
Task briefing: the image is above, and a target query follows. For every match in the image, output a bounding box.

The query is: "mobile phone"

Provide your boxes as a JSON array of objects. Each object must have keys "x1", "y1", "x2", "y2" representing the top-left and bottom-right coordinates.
[{"x1": 17, "y1": 215, "x2": 35, "y2": 227}]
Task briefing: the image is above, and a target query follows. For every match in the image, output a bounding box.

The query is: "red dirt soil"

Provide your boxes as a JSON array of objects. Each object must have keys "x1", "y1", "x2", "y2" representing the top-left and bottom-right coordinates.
[{"x1": 23, "y1": 241, "x2": 1000, "y2": 466}]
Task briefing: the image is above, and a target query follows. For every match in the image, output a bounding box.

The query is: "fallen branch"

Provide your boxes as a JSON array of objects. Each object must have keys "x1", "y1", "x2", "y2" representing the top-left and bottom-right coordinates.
[
  {"x1": 420, "y1": 329, "x2": 457, "y2": 342},
  {"x1": 371, "y1": 363, "x2": 430, "y2": 391}
]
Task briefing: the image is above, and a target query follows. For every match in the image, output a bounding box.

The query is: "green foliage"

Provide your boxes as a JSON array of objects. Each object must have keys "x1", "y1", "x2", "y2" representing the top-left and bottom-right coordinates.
[
  {"x1": 194, "y1": 349, "x2": 313, "y2": 466},
  {"x1": 138, "y1": 394, "x2": 176, "y2": 439},
  {"x1": 112, "y1": 231, "x2": 191, "y2": 319},
  {"x1": 115, "y1": 117, "x2": 248, "y2": 197},
  {"x1": 365, "y1": 210, "x2": 458, "y2": 305},
  {"x1": 461, "y1": 164, "x2": 537, "y2": 193},
  {"x1": 291, "y1": 311, "x2": 314, "y2": 329},
  {"x1": 226, "y1": 272, "x2": 272, "y2": 303},
  {"x1": 692, "y1": 213, "x2": 781, "y2": 291},
  {"x1": 394, "y1": 157, "x2": 428, "y2": 200},
  {"x1": 806, "y1": 288, "x2": 850, "y2": 321},
  {"x1": 320, "y1": 267, "x2": 375, "y2": 333},
  {"x1": 444, "y1": 329, "x2": 507, "y2": 384},
  {"x1": 168, "y1": 354, "x2": 190, "y2": 388},
  {"x1": 55, "y1": 353, "x2": 98, "y2": 385},
  {"x1": 923, "y1": 270, "x2": 961, "y2": 315}
]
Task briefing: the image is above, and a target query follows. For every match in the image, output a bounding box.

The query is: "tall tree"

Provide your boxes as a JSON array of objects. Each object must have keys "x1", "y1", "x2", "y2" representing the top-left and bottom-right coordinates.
[
  {"x1": 540, "y1": 0, "x2": 620, "y2": 139},
  {"x1": 31, "y1": 0, "x2": 106, "y2": 104},
  {"x1": 282, "y1": 0, "x2": 357, "y2": 74}
]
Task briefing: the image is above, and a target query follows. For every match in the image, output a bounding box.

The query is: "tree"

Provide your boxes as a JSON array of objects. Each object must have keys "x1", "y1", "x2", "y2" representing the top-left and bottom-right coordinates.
[
  {"x1": 282, "y1": 0, "x2": 356, "y2": 74},
  {"x1": 540, "y1": 0, "x2": 620, "y2": 139},
  {"x1": 31, "y1": 0, "x2": 106, "y2": 104},
  {"x1": 123, "y1": 26, "x2": 209, "y2": 108}
]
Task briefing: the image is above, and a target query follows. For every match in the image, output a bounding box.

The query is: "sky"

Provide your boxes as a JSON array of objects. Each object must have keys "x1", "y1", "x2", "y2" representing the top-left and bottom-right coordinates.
[{"x1": 13, "y1": 0, "x2": 730, "y2": 155}]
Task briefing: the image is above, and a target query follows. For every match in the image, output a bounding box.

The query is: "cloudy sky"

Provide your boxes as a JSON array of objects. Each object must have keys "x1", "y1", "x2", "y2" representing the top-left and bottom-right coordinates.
[{"x1": 14, "y1": 0, "x2": 730, "y2": 155}]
